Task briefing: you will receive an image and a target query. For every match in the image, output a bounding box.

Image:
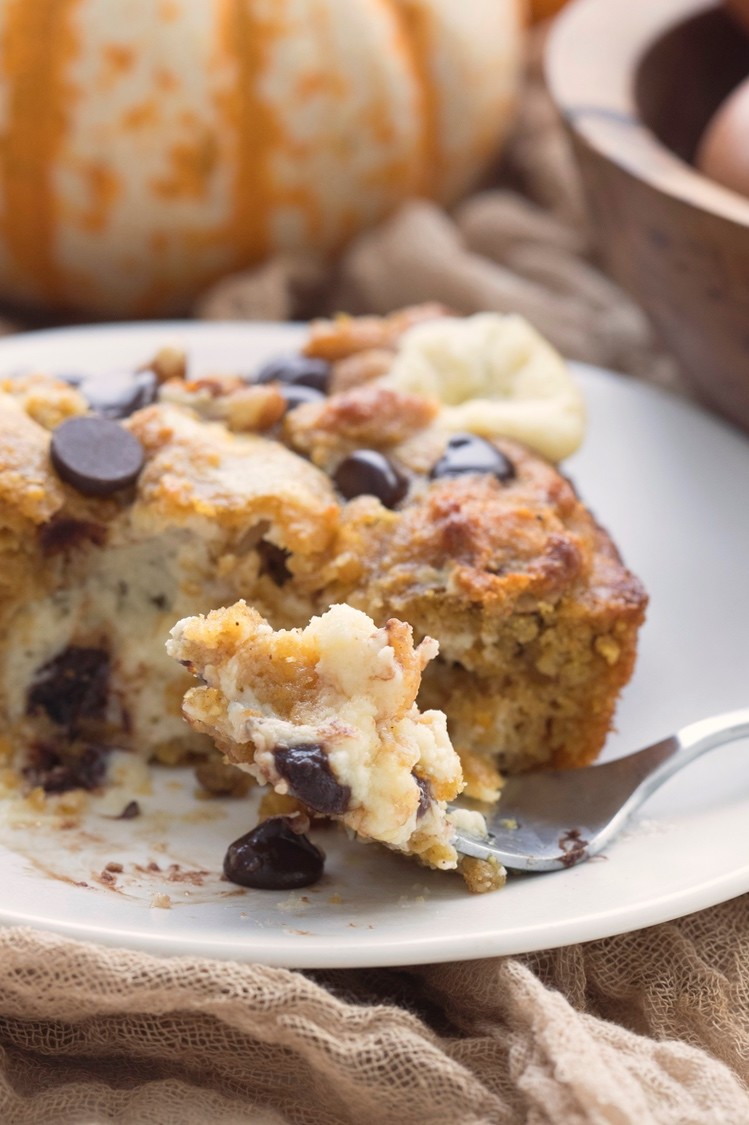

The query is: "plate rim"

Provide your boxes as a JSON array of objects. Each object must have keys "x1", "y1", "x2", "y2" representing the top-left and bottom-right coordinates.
[{"x1": 1, "y1": 319, "x2": 748, "y2": 968}]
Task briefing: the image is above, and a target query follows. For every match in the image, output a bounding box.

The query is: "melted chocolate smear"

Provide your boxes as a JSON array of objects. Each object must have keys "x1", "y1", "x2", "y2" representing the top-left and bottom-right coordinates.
[
  {"x1": 27, "y1": 646, "x2": 110, "y2": 730},
  {"x1": 273, "y1": 743, "x2": 351, "y2": 815},
  {"x1": 414, "y1": 774, "x2": 431, "y2": 818},
  {"x1": 223, "y1": 817, "x2": 325, "y2": 890},
  {"x1": 39, "y1": 516, "x2": 107, "y2": 556},
  {"x1": 24, "y1": 742, "x2": 110, "y2": 794},
  {"x1": 257, "y1": 540, "x2": 292, "y2": 587},
  {"x1": 558, "y1": 828, "x2": 589, "y2": 868}
]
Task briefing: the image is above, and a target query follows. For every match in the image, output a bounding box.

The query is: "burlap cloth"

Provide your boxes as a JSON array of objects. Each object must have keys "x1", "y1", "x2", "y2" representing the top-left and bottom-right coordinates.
[{"x1": 2, "y1": 31, "x2": 748, "y2": 1125}]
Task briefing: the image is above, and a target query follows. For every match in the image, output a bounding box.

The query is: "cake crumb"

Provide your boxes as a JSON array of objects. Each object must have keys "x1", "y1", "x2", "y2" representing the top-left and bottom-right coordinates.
[
  {"x1": 458, "y1": 855, "x2": 507, "y2": 894},
  {"x1": 258, "y1": 790, "x2": 307, "y2": 820},
  {"x1": 195, "y1": 759, "x2": 254, "y2": 798},
  {"x1": 116, "y1": 800, "x2": 141, "y2": 820},
  {"x1": 594, "y1": 635, "x2": 621, "y2": 665},
  {"x1": 150, "y1": 893, "x2": 172, "y2": 909},
  {"x1": 147, "y1": 345, "x2": 187, "y2": 383},
  {"x1": 277, "y1": 892, "x2": 310, "y2": 913}
]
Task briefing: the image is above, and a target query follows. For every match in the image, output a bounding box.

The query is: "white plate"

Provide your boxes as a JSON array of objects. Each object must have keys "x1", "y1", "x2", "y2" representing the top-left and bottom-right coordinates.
[{"x1": 1, "y1": 322, "x2": 748, "y2": 968}]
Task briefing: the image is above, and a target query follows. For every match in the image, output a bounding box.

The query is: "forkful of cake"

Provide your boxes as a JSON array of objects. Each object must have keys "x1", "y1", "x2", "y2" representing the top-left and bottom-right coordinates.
[{"x1": 168, "y1": 599, "x2": 748, "y2": 888}]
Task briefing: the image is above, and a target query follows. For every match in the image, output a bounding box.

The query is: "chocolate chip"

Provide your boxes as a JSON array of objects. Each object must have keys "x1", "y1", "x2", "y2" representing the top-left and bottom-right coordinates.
[
  {"x1": 414, "y1": 774, "x2": 431, "y2": 818},
  {"x1": 77, "y1": 370, "x2": 158, "y2": 420},
  {"x1": 50, "y1": 416, "x2": 145, "y2": 496},
  {"x1": 74, "y1": 746, "x2": 110, "y2": 790},
  {"x1": 115, "y1": 800, "x2": 141, "y2": 819},
  {"x1": 38, "y1": 516, "x2": 107, "y2": 556},
  {"x1": 279, "y1": 384, "x2": 327, "y2": 414},
  {"x1": 333, "y1": 450, "x2": 408, "y2": 509},
  {"x1": 429, "y1": 434, "x2": 515, "y2": 483},
  {"x1": 273, "y1": 744, "x2": 351, "y2": 815},
  {"x1": 223, "y1": 817, "x2": 325, "y2": 890},
  {"x1": 254, "y1": 354, "x2": 331, "y2": 394},
  {"x1": 257, "y1": 540, "x2": 292, "y2": 587},
  {"x1": 27, "y1": 646, "x2": 110, "y2": 730},
  {"x1": 23, "y1": 742, "x2": 110, "y2": 794}
]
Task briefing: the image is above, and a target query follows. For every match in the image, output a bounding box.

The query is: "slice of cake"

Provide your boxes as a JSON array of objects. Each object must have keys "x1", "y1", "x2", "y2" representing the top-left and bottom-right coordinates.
[
  {"x1": 0, "y1": 307, "x2": 647, "y2": 821},
  {"x1": 167, "y1": 601, "x2": 485, "y2": 872}
]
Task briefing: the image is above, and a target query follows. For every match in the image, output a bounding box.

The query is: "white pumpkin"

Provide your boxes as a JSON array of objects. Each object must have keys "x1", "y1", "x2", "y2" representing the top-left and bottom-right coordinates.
[{"x1": 0, "y1": 0, "x2": 525, "y2": 316}]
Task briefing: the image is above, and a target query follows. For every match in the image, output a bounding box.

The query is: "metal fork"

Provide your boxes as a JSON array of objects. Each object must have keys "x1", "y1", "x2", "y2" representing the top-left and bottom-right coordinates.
[{"x1": 451, "y1": 708, "x2": 749, "y2": 872}]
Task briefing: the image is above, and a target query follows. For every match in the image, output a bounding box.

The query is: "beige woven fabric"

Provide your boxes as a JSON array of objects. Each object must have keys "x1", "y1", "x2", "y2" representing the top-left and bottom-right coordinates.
[
  {"x1": 2, "y1": 27, "x2": 745, "y2": 1125},
  {"x1": 2, "y1": 897, "x2": 749, "y2": 1124}
]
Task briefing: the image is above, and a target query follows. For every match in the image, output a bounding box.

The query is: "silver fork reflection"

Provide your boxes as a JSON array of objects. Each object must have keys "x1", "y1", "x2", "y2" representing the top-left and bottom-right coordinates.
[{"x1": 451, "y1": 708, "x2": 749, "y2": 872}]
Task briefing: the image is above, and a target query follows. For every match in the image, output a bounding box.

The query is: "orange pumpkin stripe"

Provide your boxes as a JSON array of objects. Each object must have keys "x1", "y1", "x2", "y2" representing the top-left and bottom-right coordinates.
[
  {"x1": 219, "y1": 0, "x2": 287, "y2": 265},
  {"x1": 0, "y1": 0, "x2": 82, "y2": 302},
  {"x1": 390, "y1": 0, "x2": 439, "y2": 197},
  {"x1": 529, "y1": 0, "x2": 567, "y2": 22}
]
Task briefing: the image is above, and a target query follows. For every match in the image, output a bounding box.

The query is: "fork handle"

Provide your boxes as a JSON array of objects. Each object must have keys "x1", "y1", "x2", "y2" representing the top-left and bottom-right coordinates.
[
  {"x1": 451, "y1": 707, "x2": 749, "y2": 871},
  {"x1": 584, "y1": 707, "x2": 749, "y2": 861},
  {"x1": 630, "y1": 707, "x2": 749, "y2": 803}
]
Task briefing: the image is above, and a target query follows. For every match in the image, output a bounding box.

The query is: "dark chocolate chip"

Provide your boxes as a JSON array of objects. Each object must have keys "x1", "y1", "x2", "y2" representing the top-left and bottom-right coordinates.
[
  {"x1": 279, "y1": 384, "x2": 327, "y2": 414},
  {"x1": 429, "y1": 433, "x2": 515, "y2": 483},
  {"x1": 273, "y1": 743, "x2": 351, "y2": 815},
  {"x1": 75, "y1": 746, "x2": 110, "y2": 790},
  {"x1": 257, "y1": 540, "x2": 292, "y2": 587},
  {"x1": 39, "y1": 516, "x2": 107, "y2": 556},
  {"x1": 50, "y1": 415, "x2": 145, "y2": 496},
  {"x1": 223, "y1": 817, "x2": 325, "y2": 890},
  {"x1": 23, "y1": 742, "x2": 110, "y2": 794},
  {"x1": 413, "y1": 774, "x2": 431, "y2": 819},
  {"x1": 115, "y1": 800, "x2": 141, "y2": 820},
  {"x1": 27, "y1": 646, "x2": 110, "y2": 730},
  {"x1": 253, "y1": 354, "x2": 331, "y2": 394},
  {"x1": 77, "y1": 370, "x2": 159, "y2": 419},
  {"x1": 333, "y1": 450, "x2": 408, "y2": 509}
]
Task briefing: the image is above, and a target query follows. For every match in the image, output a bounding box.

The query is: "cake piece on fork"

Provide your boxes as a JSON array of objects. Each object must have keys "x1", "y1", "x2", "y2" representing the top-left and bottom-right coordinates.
[{"x1": 167, "y1": 600, "x2": 495, "y2": 881}]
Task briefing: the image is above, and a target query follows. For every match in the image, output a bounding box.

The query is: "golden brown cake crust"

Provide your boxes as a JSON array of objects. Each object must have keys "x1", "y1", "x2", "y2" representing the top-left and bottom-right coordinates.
[
  {"x1": 302, "y1": 303, "x2": 450, "y2": 361},
  {"x1": 128, "y1": 404, "x2": 339, "y2": 553}
]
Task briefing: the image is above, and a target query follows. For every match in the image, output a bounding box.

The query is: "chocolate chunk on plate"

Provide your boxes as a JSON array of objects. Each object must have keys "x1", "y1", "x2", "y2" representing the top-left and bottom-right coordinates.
[{"x1": 223, "y1": 817, "x2": 325, "y2": 890}]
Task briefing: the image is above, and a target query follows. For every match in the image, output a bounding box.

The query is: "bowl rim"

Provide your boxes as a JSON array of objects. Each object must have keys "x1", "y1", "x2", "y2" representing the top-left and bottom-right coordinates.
[{"x1": 545, "y1": 0, "x2": 749, "y2": 226}]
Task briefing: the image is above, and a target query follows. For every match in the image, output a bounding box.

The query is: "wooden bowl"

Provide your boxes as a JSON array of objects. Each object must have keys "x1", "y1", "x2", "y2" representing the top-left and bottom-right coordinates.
[{"x1": 546, "y1": 0, "x2": 749, "y2": 431}]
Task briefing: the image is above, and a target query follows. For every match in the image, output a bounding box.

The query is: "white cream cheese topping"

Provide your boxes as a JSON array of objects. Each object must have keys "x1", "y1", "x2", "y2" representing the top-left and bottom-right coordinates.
[{"x1": 385, "y1": 312, "x2": 586, "y2": 462}]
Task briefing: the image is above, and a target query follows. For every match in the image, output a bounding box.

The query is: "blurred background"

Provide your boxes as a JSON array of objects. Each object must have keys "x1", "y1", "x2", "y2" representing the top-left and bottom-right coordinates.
[{"x1": 1, "y1": 0, "x2": 748, "y2": 427}]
